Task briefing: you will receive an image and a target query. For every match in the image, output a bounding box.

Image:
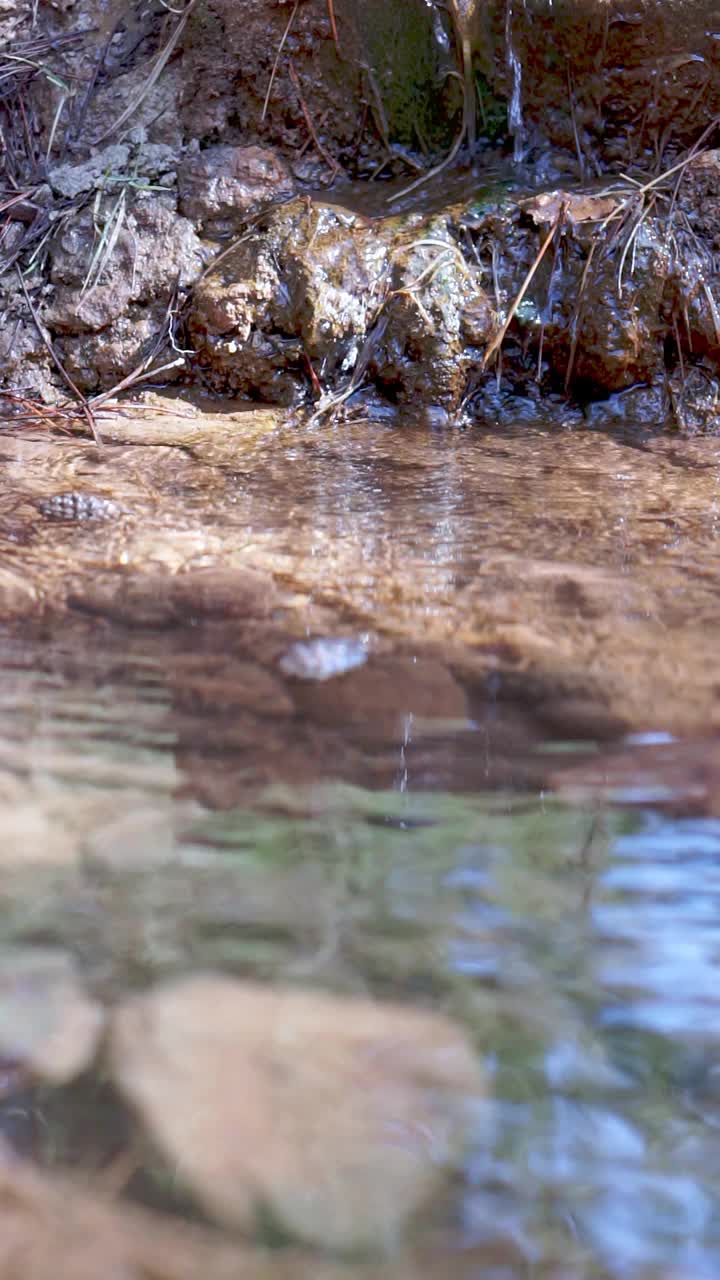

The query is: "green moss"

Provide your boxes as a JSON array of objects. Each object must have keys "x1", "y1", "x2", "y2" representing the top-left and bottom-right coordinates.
[
  {"x1": 357, "y1": 0, "x2": 461, "y2": 152},
  {"x1": 474, "y1": 69, "x2": 508, "y2": 141}
]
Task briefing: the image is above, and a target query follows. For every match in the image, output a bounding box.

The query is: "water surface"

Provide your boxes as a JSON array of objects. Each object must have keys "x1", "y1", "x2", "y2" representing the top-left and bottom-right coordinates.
[{"x1": 1, "y1": 403, "x2": 720, "y2": 1275}]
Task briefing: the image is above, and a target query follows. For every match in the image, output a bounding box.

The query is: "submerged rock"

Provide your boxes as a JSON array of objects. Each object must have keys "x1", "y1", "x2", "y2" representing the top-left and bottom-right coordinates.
[
  {"x1": 0, "y1": 949, "x2": 103, "y2": 1086},
  {"x1": 109, "y1": 977, "x2": 484, "y2": 1252},
  {"x1": 288, "y1": 655, "x2": 470, "y2": 741},
  {"x1": 0, "y1": 1143, "x2": 261, "y2": 1280},
  {"x1": 68, "y1": 567, "x2": 275, "y2": 628}
]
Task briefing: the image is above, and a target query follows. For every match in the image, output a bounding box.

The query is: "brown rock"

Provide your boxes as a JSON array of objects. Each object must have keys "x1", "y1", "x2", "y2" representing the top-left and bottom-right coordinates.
[
  {"x1": 170, "y1": 656, "x2": 294, "y2": 718},
  {"x1": 0, "y1": 568, "x2": 39, "y2": 620},
  {"x1": 109, "y1": 977, "x2": 484, "y2": 1252},
  {"x1": 178, "y1": 145, "x2": 295, "y2": 230},
  {"x1": 290, "y1": 657, "x2": 469, "y2": 739},
  {"x1": 68, "y1": 568, "x2": 274, "y2": 627},
  {"x1": 67, "y1": 575, "x2": 178, "y2": 627},
  {"x1": 169, "y1": 568, "x2": 274, "y2": 619},
  {"x1": 0, "y1": 1143, "x2": 262, "y2": 1280}
]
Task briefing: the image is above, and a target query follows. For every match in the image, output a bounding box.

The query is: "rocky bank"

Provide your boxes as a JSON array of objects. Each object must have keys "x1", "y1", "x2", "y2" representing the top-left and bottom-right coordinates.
[{"x1": 0, "y1": 0, "x2": 718, "y2": 427}]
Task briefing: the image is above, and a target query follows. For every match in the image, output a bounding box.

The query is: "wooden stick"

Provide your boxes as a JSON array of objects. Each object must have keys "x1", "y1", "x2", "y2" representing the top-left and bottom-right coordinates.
[{"x1": 288, "y1": 60, "x2": 340, "y2": 179}]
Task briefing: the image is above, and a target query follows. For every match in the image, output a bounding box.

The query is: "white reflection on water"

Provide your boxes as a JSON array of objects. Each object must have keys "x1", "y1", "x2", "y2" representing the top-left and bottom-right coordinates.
[{"x1": 456, "y1": 810, "x2": 720, "y2": 1275}]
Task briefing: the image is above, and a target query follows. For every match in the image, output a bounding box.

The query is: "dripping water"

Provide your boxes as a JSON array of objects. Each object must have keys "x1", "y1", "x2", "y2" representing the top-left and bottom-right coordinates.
[{"x1": 505, "y1": 0, "x2": 525, "y2": 160}]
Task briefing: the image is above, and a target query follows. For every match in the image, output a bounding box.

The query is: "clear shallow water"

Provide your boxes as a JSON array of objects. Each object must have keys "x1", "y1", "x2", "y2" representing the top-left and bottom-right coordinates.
[
  {"x1": 0, "y1": 624, "x2": 719, "y2": 1275},
  {"x1": 456, "y1": 809, "x2": 720, "y2": 1276},
  {"x1": 2, "y1": 409, "x2": 720, "y2": 1274}
]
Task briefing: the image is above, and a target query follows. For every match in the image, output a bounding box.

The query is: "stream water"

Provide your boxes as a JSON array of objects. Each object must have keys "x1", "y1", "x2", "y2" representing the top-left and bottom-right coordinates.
[{"x1": 1, "y1": 403, "x2": 720, "y2": 1276}]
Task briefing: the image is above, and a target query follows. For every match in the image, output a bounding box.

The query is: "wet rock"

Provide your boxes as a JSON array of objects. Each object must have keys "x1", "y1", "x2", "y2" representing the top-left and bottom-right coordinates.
[
  {"x1": 583, "y1": 383, "x2": 668, "y2": 428},
  {"x1": 54, "y1": 305, "x2": 183, "y2": 392},
  {"x1": 460, "y1": 188, "x2": 672, "y2": 397},
  {"x1": 278, "y1": 636, "x2": 370, "y2": 681},
  {"x1": 178, "y1": 145, "x2": 294, "y2": 233},
  {"x1": 289, "y1": 656, "x2": 469, "y2": 739},
  {"x1": 679, "y1": 151, "x2": 720, "y2": 252},
  {"x1": 46, "y1": 198, "x2": 207, "y2": 333},
  {"x1": 478, "y1": 0, "x2": 720, "y2": 162},
  {"x1": 661, "y1": 152, "x2": 720, "y2": 372},
  {"x1": 551, "y1": 738, "x2": 720, "y2": 816},
  {"x1": 533, "y1": 697, "x2": 627, "y2": 743},
  {"x1": 189, "y1": 198, "x2": 487, "y2": 409},
  {"x1": 68, "y1": 575, "x2": 179, "y2": 628},
  {"x1": 68, "y1": 567, "x2": 274, "y2": 628},
  {"x1": 553, "y1": 228, "x2": 670, "y2": 393},
  {"x1": 47, "y1": 143, "x2": 178, "y2": 200},
  {"x1": 188, "y1": 199, "x2": 391, "y2": 404},
  {"x1": 170, "y1": 656, "x2": 294, "y2": 718},
  {"x1": 370, "y1": 221, "x2": 489, "y2": 409},
  {"x1": 665, "y1": 367, "x2": 720, "y2": 433},
  {"x1": 109, "y1": 976, "x2": 484, "y2": 1252},
  {"x1": 0, "y1": 949, "x2": 103, "y2": 1086},
  {"x1": 169, "y1": 567, "x2": 275, "y2": 619},
  {"x1": 0, "y1": 304, "x2": 56, "y2": 402}
]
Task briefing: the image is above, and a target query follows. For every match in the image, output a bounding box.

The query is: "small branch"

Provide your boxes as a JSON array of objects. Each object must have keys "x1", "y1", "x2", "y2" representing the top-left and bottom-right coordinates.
[
  {"x1": 15, "y1": 265, "x2": 102, "y2": 445},
  {"x1": 326, "y1": 0, "x2": 341, "y2": 57},
  {"x1": 262, "y1": 0, "x2": 300, "y2": 122},
  {"x1": 288, "y1": 60, "x2": 340, "y2": 181}
]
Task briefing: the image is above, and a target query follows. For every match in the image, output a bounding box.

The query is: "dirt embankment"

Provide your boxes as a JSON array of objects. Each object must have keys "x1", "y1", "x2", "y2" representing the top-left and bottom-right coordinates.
[{"x1": 0, "y1": 0, "x2": 718, "y2": 424}]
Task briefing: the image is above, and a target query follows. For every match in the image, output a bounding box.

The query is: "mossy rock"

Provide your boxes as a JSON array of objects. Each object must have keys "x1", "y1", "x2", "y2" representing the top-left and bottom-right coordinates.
[{"x1": 345, "y1": 0, "x2": 462, "y2": 152}]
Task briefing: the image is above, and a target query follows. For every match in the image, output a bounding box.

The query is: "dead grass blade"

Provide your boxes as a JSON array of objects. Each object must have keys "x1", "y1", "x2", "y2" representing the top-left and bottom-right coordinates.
[
  {"x1": 306, "y1": 309, "x2": 391, "y2": 426},
  {"x1": 388, "y1": 100, "x2": 466, "y2": 202},
  {"x1": 263, "y1": 0, "x2": 300, "y2": 122},
  {"x1": 288, "y1": 59, "x2": 341, "y2": 180},
  {"x1": 89, "y1": 280, "x2": 187, "y2": 411},
  {"x1": 564, "y1": 239, "x2": 597, "y2": 390},
  {"x1": 81, "y1": 187, "x2": 127, "y2": 297}
]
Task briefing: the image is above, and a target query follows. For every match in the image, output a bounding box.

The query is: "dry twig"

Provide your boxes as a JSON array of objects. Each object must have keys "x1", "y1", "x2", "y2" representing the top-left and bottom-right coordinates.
[
  {"x1": 482, "y1": 210, "x2": 564, "y2": 369},
  {"x1": 15, "y1": 266, "x2": 102, "y2": 445}
]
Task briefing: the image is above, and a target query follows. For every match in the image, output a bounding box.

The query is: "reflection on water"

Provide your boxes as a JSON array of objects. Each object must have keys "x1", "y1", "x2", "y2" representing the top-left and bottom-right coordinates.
[
  {"x1": 0, "y1": 626, "x2": 719, "y2": 1273},
  {"x1": 457, "y1": 808, "x2": 720, "y2": 1276}
]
